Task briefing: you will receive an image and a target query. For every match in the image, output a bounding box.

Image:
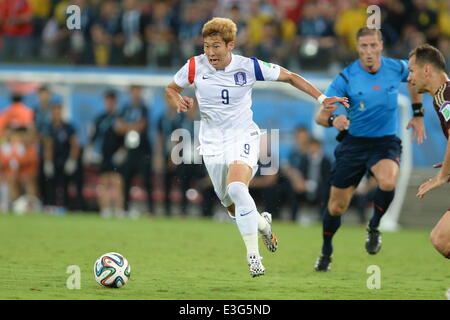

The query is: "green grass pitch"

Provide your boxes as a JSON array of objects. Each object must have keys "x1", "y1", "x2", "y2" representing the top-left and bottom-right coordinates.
[{"x1": 0, "y1": 213, "x2": 448, "y2": 300}]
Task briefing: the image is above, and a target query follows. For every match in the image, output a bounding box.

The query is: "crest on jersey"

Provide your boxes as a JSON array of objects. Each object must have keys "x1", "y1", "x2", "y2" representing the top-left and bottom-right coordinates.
[
  {"x1": 234, "y1": 72, "x2": 247, "y2": 86},
  {"x1": 440, "y1": 101, "x2": 450, "y2": 122}
]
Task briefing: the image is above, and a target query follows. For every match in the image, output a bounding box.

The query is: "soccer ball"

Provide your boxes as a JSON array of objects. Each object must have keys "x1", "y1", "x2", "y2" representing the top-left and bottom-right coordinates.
[{"x1": 94, "y1": 252, "x2": 131, "y2": 288}]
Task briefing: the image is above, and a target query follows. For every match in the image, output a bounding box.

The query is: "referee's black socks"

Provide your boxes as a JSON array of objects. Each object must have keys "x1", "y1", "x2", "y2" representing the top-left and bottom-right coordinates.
[
  {"x1": 322, "y1": 208, "x2": 341, "y2": 256},
  {"x1": 369, "y1": 188, "x2": 395, "y2": 230}
]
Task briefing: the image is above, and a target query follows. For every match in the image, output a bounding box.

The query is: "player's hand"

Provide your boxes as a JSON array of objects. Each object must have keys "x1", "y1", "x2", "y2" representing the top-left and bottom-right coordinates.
[
  {"x1": 416, "y1": 174, "x2": 449, "y2": 199},
  {"x1": 177, "y1": 96, "x2": 194, "y2": 113},
  {"x1": 322, "y1": 96, "x2": 349, "y2": 111},
  {"x1": 406, "y1": 117, "x2": 427, "y2": 145},
  {"x1": 333, "y1": 115, "x2": 350, "y2": 131}
]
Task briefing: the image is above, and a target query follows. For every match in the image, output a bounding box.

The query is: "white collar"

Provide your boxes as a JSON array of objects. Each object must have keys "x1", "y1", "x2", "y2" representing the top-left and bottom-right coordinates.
[{"x1": 223, "y1": 53, "x2": 236, "y2": 72}]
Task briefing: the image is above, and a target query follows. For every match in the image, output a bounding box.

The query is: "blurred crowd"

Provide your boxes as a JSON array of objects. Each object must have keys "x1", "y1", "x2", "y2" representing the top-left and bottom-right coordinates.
[
  {"x1": 4, "y1": 0, "x2": 438, "y2": 221},
  {"x1": 0, "y1": 84, "x2": 377, "y2": 223},
  {"x1": 0, "y1": 0, "x2": 449, "y2": 71}
]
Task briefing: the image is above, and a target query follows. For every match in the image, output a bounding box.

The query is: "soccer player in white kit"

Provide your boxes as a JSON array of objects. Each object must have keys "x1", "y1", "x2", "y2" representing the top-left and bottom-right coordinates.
[{"x1": 165, "y1": 17, "x2": 348, "y2": 277}]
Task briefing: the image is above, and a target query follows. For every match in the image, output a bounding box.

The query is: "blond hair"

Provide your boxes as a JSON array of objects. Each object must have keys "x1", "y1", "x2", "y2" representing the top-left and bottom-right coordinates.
[{"x1": 202, "y1": 17, "x2": 237, "y2": 43}]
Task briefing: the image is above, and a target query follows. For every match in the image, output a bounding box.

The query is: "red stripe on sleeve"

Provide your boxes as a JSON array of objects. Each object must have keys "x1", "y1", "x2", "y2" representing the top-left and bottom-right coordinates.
[{"x1": 188, "y1": 57, "x2": 196, "y2": 84}]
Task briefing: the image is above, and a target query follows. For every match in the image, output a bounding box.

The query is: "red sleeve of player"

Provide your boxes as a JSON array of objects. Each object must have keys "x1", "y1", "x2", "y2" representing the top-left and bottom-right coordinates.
[{"x1": 188, "y1": 57, "x2": 195, "y2": 84}]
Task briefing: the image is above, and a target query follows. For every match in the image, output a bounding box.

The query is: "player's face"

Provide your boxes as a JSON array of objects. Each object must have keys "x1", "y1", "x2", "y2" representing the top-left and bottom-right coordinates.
[
  {"x1": 357, "y1": 35, "x2": 383, "y2": 70},
  {"x1": 408, "y1": 55, "x2": 428, "y2": 94},
  {"x1": 203, "y1": 35, "x2": 234, "y2": 70}
]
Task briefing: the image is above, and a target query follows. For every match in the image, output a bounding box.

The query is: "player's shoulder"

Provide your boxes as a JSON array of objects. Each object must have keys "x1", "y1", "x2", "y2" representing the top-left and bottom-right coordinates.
[
  {"x1": 179, "y1": 54, "x2": 208, "y2": 71},
  {"x1": 237, "y1": 54, "x2": 275, "y2": 69},
  {"x1": 236, "y1": 54, "x2": 256, "y2": 63},
  {"x1": 229, "y1": 54, "x2": 257, "y2": 71},
  {"x1": 444, "y1": 81, "x2": 450, "y2": 95},
  {"x1": 433, "y1": 81, "x2": 450, "y2": 109},
  {"x1": 187, "y1": 54, "x2": 208, "y2": 67},
  {"x1": 439, "y1": 81, "x2": 450, "y2": 100},
  {"x1": 231, "y1": 53, "x2": 249, "y2": 62}
]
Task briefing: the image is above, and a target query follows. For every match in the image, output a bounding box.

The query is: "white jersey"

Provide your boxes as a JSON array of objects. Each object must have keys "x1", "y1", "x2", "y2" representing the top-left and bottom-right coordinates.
[{"x1": 173, "y1": 53, "x2": 281, "y2": 155}]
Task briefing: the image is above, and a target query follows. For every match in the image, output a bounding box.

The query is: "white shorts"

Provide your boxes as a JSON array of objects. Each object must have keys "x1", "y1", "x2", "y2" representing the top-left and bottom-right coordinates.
[{"x1": 202, "y1": 135, "x2": 260, "y2": 208}]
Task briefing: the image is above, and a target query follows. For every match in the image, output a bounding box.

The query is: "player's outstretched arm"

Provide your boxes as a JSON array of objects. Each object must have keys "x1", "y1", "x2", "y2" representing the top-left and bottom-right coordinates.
[
  {"x1": 417, "y1": 128, "x2": 450, "y2": 198},
  {"x1": 276, "y1": 67, "x2": 349, "y2": 111},
  {"x1": 165, "y1": 82, "x2": 194, "y2": 113}
]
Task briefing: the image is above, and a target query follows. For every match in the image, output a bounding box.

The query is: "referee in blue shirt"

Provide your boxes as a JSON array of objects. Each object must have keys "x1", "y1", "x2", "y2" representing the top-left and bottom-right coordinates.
[{"x1": 314, "y1": 27, "x2": 426, "y2": 271}]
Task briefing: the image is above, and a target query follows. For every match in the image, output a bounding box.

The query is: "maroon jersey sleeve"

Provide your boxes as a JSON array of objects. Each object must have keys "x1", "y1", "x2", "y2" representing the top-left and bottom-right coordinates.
[
  {"x1": 434, "y1": 83, "x2": 450, "y2": 139},
  {"x1": 441, "y1": 86, "x2": 450, "y2": 129}
]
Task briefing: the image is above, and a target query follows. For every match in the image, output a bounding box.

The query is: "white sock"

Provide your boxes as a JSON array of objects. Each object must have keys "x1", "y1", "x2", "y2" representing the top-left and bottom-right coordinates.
[
  {"x1": 228, "y1": 210, "x2": 269, "y2": 235},
  {"x1": 226, "y1": 182, "x2": 260, "y2": 254},
  {"x1": 242, "y1": 233, "x2": 259, "y2": 256},
  {"x1": 228, "y1": 209, "x2": 269, "y2": 234}
]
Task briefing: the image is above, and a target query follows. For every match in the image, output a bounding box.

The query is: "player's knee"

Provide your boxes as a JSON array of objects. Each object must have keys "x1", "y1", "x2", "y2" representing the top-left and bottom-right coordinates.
[
  {"x1": 377, "y1": 175, "x2": 397, "y2": 191},
  {"x1": 430, "y1": 226, "x2": 440, "y2": 244},
  {"x1": 378, "y1": 179, "x2": 396, "y2": 191},
  {"x1": 430, "y1": 228, "x2": 450, "y2": 258},
  {"x1": 328, "y1": 200, "x2": 347, "y2": 216}
]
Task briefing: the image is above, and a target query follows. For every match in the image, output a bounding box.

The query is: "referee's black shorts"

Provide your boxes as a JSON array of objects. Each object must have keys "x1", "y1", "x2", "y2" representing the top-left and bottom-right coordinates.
[{"x1": 330, "y1": 134, "x2": 402, "y2": 189}]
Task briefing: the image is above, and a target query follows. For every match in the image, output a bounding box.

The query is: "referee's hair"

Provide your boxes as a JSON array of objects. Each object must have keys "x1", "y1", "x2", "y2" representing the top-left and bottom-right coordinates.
[
  {"x1": 409, "y1": 44, "x2": 446, "y2": 71},
  {"x1": 356, "y1": 27, "x2": 382, "y2": 41}
]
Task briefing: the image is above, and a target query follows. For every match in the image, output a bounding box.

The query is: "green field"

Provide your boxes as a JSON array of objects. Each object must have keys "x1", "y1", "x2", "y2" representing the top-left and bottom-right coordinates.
[{"x1": 0, "y1": 213, "x2": 448, "y2": 300}]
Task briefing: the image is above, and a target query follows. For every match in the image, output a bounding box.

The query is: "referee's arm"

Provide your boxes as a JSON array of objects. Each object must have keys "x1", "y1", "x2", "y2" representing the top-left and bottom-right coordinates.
[{"x1": 313, "y1": 71, "x2": 349, "y2": 128}]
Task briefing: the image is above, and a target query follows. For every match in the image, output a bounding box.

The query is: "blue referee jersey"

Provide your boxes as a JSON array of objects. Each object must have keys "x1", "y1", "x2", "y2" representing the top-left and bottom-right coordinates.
[{"x1": 325, "y1": 56, "x2": 409, "y2": 137}]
